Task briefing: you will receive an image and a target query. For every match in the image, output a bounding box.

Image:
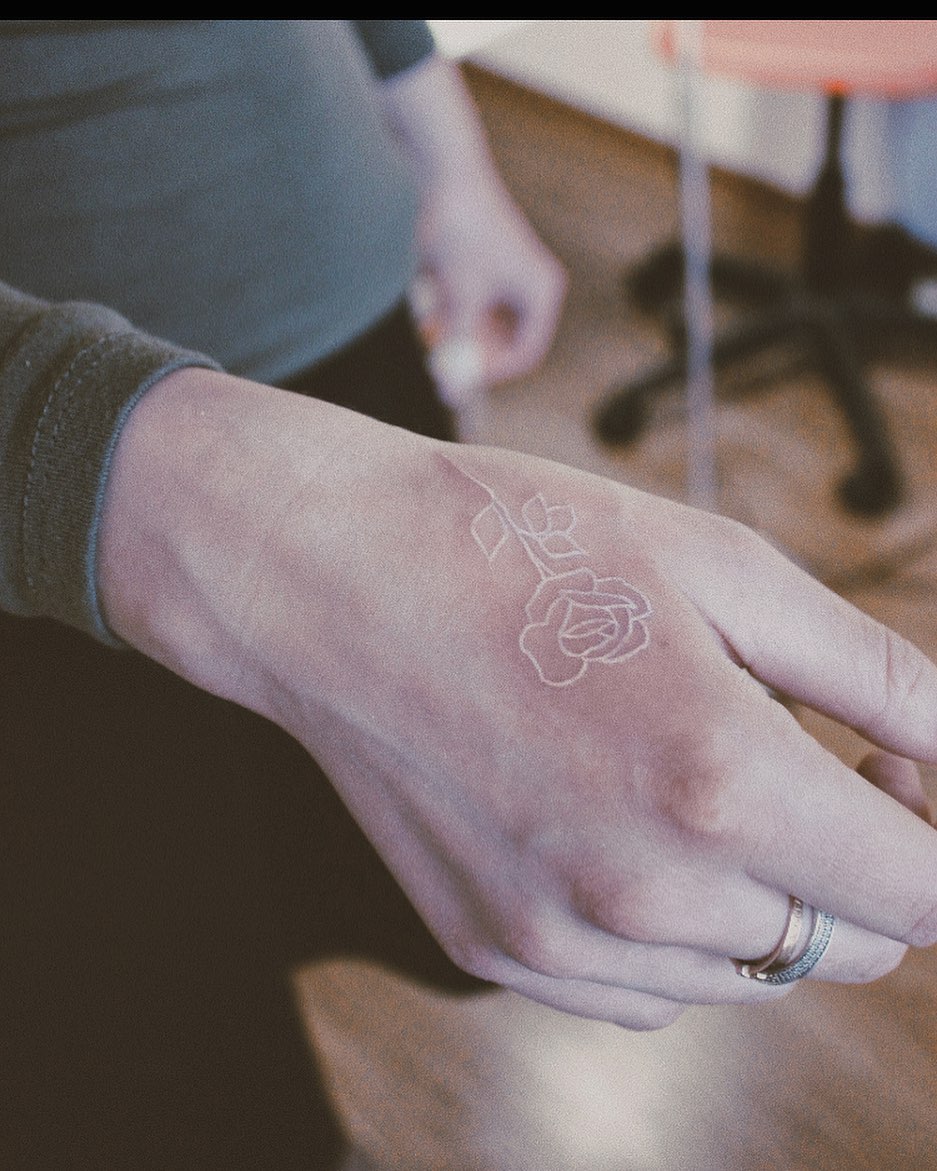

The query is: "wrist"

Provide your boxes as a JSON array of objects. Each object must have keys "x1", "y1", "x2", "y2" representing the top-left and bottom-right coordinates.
[
  {"x1": 96, "y1": 367, "x2": 443, "y2": 724},
  {"x1": 98, "y1": 367, "x2": 274, "y2": 698}
]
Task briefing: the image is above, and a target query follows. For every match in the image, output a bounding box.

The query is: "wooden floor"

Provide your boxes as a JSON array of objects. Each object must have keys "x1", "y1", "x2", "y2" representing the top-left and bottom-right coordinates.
[{"x1": 294, "y1": 67, "x2": 937, "y2": 1169}]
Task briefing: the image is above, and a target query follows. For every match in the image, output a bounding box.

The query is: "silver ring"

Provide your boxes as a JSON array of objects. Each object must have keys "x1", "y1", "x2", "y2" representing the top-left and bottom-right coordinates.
[{"x1": 753, "y1": 908, "x2": 835, "y2": 985}]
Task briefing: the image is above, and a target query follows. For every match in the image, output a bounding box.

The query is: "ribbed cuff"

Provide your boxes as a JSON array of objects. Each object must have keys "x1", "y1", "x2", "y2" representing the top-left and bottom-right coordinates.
[{"x1": 0, "y1": 286, "x2": 219, "y2": 645}]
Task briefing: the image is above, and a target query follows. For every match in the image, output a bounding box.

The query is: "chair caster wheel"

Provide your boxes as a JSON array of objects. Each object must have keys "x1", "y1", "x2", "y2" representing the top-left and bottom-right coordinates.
[
  {"x1": 594, "y1": 392, "x2": 649, "y2": 445},
  {"x1": 837, "y1": 467, "x2": 902, "y2": 517}
]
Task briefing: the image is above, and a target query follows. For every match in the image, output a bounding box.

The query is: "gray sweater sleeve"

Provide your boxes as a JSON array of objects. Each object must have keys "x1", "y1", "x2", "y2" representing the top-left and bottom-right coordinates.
[
  {"x1": 0, "y1": 282, "x2": 219, "y2": 646},
  {"x1": 352, "y1": 20, "x2": 435, "y2": 80}
]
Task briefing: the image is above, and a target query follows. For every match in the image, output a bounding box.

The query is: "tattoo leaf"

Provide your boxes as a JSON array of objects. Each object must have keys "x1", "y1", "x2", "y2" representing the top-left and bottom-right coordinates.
[
  {"x1": 471, "y1": 503, "x2": 508, "y2": 561},
  {"x1": 521, "y1": 494, "x2": 550, "y2": 534},
  {"x1": 539, "y1": 531, "x2": 586, "y2": 558},
  {"x1": 546, "y1": 504, "x2": 576, "y2": 534}
]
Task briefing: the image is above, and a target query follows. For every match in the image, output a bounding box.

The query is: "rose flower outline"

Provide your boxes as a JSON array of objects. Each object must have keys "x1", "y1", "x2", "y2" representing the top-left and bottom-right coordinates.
[
  {"x1": 520, "y1": 568, "x2": 652, "y2": 686},
  {"x1": 465, "y1": 472, "x2": 653, "y2": 688}
]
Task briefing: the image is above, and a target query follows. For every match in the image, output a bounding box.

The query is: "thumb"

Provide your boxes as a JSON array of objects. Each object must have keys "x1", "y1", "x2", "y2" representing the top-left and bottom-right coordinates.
[{"x1": 410, "y1": 270, "x2": 485, "y2": 409}]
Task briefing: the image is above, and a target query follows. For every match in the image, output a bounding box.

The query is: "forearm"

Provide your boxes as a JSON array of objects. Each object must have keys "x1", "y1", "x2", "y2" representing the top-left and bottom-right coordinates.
[
  {"x1": 379, "y1": 54, "x2": 501, "y2": 190},
  {"x1": 379, "y1": 55, "x2": 566, "y2": 391}
]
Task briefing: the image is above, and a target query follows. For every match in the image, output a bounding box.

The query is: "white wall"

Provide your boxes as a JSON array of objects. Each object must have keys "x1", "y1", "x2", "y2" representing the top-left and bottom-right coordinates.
[{"x1": 430, "y1": 20, "x2": 917, "y2": 233}]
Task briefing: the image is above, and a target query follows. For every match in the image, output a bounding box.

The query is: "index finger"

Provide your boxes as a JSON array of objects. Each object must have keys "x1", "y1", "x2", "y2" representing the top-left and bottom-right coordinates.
[{"x1": 678, "y1": 518, "x2": 937, "y2": 764}]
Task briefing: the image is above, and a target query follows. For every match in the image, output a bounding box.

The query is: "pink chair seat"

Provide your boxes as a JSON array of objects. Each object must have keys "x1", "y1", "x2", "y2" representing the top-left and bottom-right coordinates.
[{"x1": 654, "y1": 20, "x2": 937, "y2": 96}]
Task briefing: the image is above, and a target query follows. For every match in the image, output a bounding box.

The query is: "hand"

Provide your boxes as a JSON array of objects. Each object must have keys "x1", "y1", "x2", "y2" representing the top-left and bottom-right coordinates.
[
  {"x1": 381, "y1": 56, "x2": 566, "y2": 401},
  {"x1": 99, "y1": 369, "x2": 937, "y2": 1029},
  {"x1": 413, "y1": 164, "x2": 567, "y2": 399}
]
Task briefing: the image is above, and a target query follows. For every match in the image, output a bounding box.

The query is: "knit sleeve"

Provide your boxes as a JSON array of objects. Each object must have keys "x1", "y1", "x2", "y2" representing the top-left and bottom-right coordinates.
[
  {"x1": 0, "y1": 282, "x2": 219, "y2": 645},
  {"x1": 352, "y1": 20, "x2": 436, "y2": 80}
]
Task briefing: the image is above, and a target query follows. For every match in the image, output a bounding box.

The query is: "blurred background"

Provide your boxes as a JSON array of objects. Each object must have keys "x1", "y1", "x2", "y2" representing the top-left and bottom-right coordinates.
[{"x1": 295, "y1": 22, "x2": 937, "y2": 1169}]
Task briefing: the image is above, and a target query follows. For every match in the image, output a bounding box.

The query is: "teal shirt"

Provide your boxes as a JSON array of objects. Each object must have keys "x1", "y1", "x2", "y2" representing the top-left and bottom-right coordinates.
[
  {"x1": 0, "y1": 21, "x2": 434, "y2": 640},
  {"x1": 0, "y1": 20, "x2": 433, "y2": 383}
]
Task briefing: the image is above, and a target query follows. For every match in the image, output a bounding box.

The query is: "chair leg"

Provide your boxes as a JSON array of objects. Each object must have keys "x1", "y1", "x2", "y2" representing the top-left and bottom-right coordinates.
[
  {"x1": 810, "y1": 305, "x2": 903, "y2": 515},
  {"x1": 627, "y1": 241, "x2": 792, "y2": 314},
  {"x1": 598, "y1": 90, "x2": 907, "y2": 519},
  {"x1": 596, "y1": 295, "x2": 903, "y2": 516},
  {"x1": 594, "y1": 305, "x2": 803, "y2": 444}
]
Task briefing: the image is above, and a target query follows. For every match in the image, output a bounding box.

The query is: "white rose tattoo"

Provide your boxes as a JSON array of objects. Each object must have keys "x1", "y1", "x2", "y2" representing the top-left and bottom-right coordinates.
[{"x1": 467, "y1": 474, "x2": 652, "y2": 686}]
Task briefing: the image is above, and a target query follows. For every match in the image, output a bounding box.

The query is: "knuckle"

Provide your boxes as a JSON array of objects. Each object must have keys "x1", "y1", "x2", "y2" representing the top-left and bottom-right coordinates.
[
  {"x1": 654, "y1": 732, "x2": 747, "y2": 846},
  {"x1": 906, "y1": 901, "x2": 937, "y2": 949},
  {"x1": 847, "y1": 938, "x2": 907, "y2": 985},
  {"x1": 502, "y1": 912, "x2": 575, "y2": 978},
  {"x1": 876, "y1": 625, "x2": 930, "y2": 727},
  {"x1": 710, "y1": 513, "x2": 768, "y2": 568},
  {"x1": 573, "y1": 873, "x2": 672, "y2": 945},
  {"x1": 617, "y1": 999, "x2": 685, "y2": 1032},
  {"x1": 443, "y1": 936, "x2": 507, "y2": 984}
]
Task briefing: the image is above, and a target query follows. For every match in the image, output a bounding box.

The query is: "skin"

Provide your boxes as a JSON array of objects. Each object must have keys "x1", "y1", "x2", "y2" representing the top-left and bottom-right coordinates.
[
  {"x1": 98, "y1": 370, "x2": 937, "y2": 1031},
  {"x1": 90, "y1": 53, "x2": 937, "y2": 1032},
  {"x1": 380, "y1": 56, "x2": 567, "y2": 394},
  {"x1": 463, "y1": 471, "x2": 654, "y2": 686}
]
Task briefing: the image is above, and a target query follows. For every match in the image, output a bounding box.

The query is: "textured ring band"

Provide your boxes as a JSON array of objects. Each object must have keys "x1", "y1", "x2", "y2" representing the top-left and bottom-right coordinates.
[
  {"x1": 733, "y1": 895, "x2": 805, "y2": 979},
  {"x1": 748, "y1": 908, "x2": 836, "y2": 985}
]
